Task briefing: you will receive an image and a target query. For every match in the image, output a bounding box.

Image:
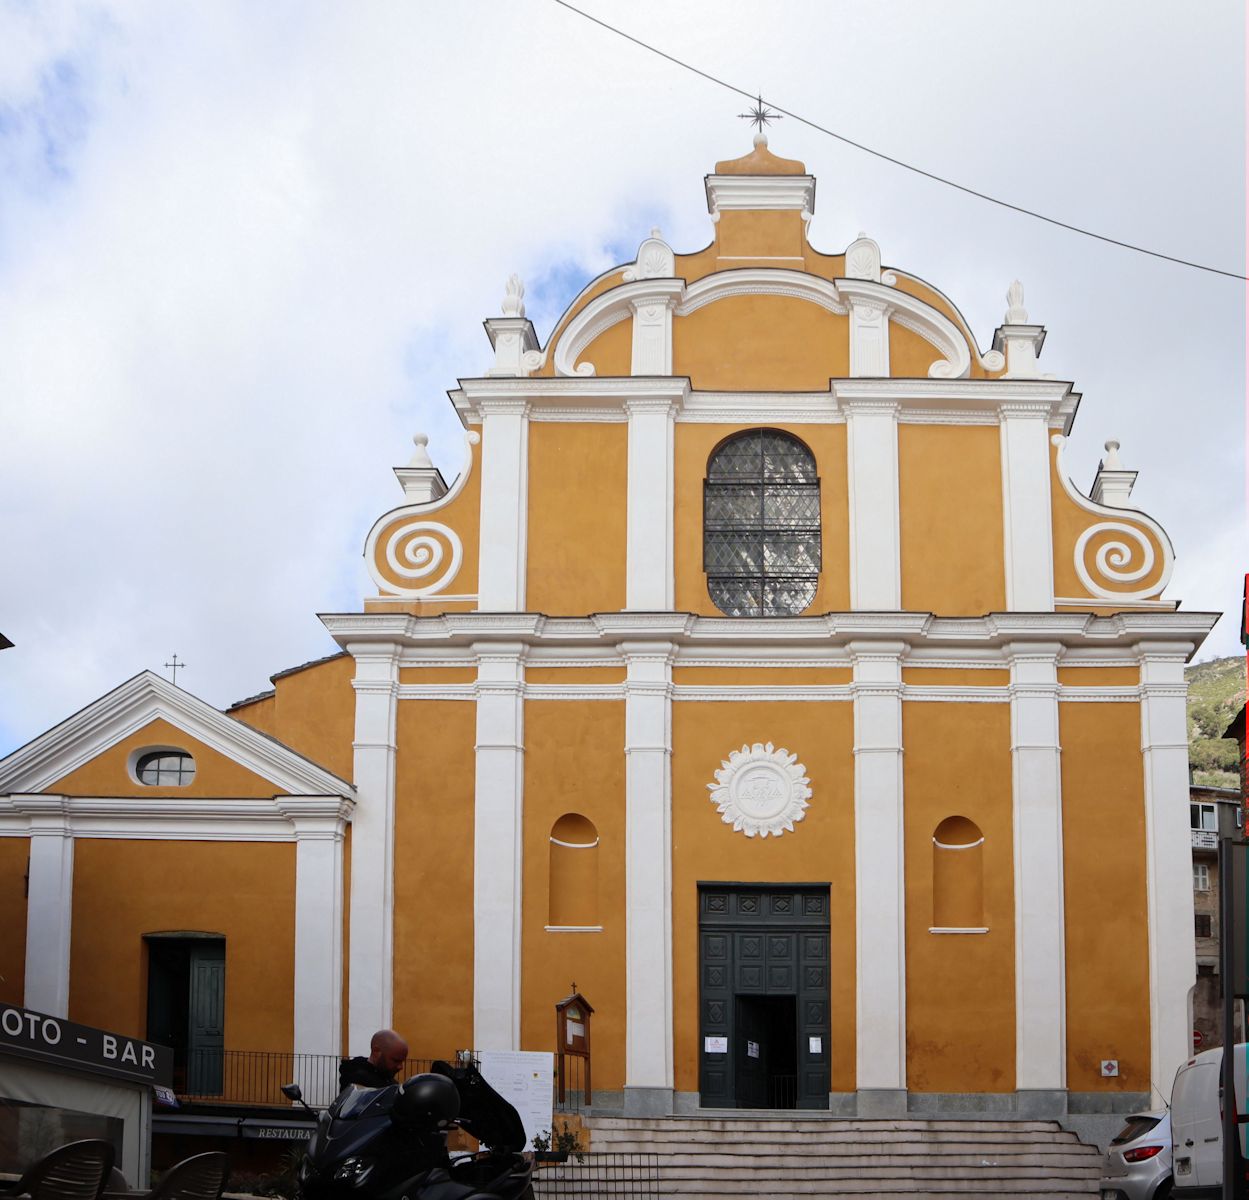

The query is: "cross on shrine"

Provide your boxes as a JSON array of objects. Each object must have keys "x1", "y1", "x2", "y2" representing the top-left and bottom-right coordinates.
[{"x1": 165, "y1": 654, "x2": 185, "y2": 685}]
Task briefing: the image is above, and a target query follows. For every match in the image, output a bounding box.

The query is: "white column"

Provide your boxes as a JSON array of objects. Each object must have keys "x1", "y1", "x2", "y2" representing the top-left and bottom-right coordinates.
[
  {"x1": 477, "y1": 401, "x2": 529, "y2": 611},
  {"x1": 845, "y1": 400, "x2": 901, "y2": 610},
  {"x1": 625, "y1": 398, "x2": 676, "y2": 610},
  {"x1": 999, "y1": 405, "x2": 1055, "y2": 611},
  {"x1": 1139, "y1": 646, "x2": 1196, "y2": 1108},
  {"x1": 850, "y1": 644, "x2": 906, "y2": 1107},
  {"x1": 629, "y1": 295, "x2": 676, "y2": 376},
  {"x1": 623, "y1": 641, "x2": 674, "y2": 1114},
  {"x1": 473, "y1": 643, "x2": 526, "y2": 1050},
  {"x1": 347, "y1": 645, "x2": 400, "y2": 1053},
  {"x1": 20, "y1": 794, "x2": 74, "y2": 1017},
  {"x1": 1008, "y1": 643, "x2": 1066, "y2": 1096},
  {"x1": 847, "y1": 298, "x2": 891, "y2": 377},
  {"x1": 279, "y1": 796, "x2": 352, "y2": 1107}
]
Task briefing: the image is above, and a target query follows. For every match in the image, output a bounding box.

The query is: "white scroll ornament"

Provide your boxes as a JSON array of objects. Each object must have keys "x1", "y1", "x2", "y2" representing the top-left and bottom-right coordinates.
[
  {"x1": 379, "y1": 520, "x2": 463, "y2": 597},
  {"x1": 708, "y1": 742, "x2": 811, "y2": 838}
]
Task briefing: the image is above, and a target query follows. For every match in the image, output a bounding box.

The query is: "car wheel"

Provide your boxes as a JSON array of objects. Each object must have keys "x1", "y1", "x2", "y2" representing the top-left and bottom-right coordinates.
[{"x1": 1153, "y1": 1180, "x2": 1172, "y2": 1200}]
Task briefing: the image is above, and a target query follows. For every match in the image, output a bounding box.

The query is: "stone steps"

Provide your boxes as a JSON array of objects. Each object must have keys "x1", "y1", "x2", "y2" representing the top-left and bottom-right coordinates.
[{"x1": 561, "y1": 1114, "x2": 1101, "y2": 1199}]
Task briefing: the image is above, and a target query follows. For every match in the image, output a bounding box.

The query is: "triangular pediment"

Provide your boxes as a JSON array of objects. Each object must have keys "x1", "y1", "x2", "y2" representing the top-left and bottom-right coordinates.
[{"x1": 0, "y1": 671, "x2": 353, "y2": 798}]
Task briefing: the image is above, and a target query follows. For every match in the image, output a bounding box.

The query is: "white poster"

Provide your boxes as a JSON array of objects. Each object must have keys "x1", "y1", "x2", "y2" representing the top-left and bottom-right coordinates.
[
  {"x1": 475, "y1": 1050, "x2": 554, "y2": 1152},
  {"x1": 746, "y1": 1041, "x2": 760, "y2": 1059},
  {"x1": 704, "y1": 1036, "x2": 727, "y2": 1053}
]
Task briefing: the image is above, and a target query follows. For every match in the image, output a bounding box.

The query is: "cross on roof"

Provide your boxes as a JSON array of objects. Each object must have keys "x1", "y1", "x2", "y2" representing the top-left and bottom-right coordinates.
[
  {"x1": 164, "y1": 654, "x2": 185, "y2": 685},
  {"x1": 738, "y1": 94, "x2": 782, "y2": 133}
]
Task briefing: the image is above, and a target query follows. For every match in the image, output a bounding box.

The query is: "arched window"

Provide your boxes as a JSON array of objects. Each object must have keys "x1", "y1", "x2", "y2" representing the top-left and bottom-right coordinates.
[
  {"x1": 135, "y1": 750, "x2": 196, "y2": 786},
  {"x1": 704, "y1": 429, "x2": 821, "y2": 617},
  {"x1": 931, "y1": 816, "x2": 985, "y2": 932},
  {"x1": 548, "y1": 813, "x2": 600, "y2": 930}
]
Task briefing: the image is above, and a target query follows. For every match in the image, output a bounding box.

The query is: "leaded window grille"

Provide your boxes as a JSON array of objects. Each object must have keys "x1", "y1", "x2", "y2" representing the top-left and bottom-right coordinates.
[{"x1": 704, "y1": 429, "x2": 821, "y2": 617}]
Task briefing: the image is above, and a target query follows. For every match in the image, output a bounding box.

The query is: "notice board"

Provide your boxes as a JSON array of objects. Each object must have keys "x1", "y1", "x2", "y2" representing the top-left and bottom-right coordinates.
[{"x1": 475, "y1": 1049, "x2": 554, "y2": 1151}]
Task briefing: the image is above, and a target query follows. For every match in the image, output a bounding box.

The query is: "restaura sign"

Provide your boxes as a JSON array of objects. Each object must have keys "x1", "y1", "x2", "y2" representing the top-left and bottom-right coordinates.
[{"x1": 0, "y1": 1003, "x2": 173, "y2": 1087}]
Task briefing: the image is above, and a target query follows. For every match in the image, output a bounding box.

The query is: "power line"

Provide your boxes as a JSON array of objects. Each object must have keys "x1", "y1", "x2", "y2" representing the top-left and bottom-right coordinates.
[{"x1": 550, "y1": 0, "x2": 1248, "y2": 282}]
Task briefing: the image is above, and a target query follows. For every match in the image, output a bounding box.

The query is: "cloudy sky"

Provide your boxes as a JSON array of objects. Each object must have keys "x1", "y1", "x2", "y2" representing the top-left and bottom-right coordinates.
[{"x1": 1, "y1": 1, "x2": 1244, "y2": 756}]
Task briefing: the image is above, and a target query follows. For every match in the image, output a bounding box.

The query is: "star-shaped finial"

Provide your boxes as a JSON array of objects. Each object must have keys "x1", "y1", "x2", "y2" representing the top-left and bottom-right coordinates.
[{"x1": 738, "y1": 94, "x2": 781, "y2": 133}]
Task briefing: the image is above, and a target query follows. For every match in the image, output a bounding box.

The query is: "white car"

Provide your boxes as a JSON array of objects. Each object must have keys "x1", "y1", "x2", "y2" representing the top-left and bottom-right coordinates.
[
  {"x1": 1170, "y1": 1043, "x2": 1248, "y2": 1198},
  {"x1": 1100, "y1": 1108, "x2": 1172, "y2": 1200}
]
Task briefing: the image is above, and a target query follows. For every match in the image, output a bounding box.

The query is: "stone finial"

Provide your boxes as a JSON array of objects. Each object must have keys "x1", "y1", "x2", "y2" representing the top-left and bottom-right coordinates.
[
  {"x1": 1091, "y1": 438, "x2": 1137, "y2": 508},
  {"x1": 1005, "y1": 280, "x2": 1028, "y2": 324},
  {"x1": 1102, "y1": 439, "x2": 1123, "y2": 469},
  {"x1": 407, "y1": 432, "x2": 434, "y2": 469},
  {"x1": 502, "y1": 274, "x2": 525, "y2": 318},
  {"x1": 650, "y1": 226, "x2": 662, "y2": 239},
  {"x1": 753, "y1": 130, "x2": 768, "y2": 149}
]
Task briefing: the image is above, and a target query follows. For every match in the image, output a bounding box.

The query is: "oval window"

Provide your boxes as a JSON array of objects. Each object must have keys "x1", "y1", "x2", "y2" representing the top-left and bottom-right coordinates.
[{"x1": 135, "y1": 751, "x2": 196, "y2": 787}]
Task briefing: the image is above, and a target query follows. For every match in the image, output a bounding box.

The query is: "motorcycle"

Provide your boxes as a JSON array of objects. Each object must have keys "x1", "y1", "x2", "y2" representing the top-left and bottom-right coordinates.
[{"x1": 283, "y1": 1059, "x2": 534, "y2": 1200}]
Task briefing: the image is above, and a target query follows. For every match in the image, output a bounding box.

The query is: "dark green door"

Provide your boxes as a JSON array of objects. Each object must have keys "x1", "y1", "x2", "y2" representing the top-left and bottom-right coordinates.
[
  {"x1": 699, "y1": 885, "x2": 830, "y2": 1109},
  {"x1": 187, "y1": 943, "x2": 225, "y2": 1094}
]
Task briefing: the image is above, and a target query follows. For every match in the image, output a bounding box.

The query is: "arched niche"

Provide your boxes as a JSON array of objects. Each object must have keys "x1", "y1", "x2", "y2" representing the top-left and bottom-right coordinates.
[
  {"x1": 548, "y1": 813, "x2": 600, "y2": 929},
  {"x1": 931, "y1": 815, "x2": 985, "y2": 932}
]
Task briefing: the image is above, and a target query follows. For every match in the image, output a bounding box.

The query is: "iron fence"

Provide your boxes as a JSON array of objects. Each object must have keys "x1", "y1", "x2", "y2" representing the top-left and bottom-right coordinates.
[
  {"x1": 554, "y1": 1053, "x2": 590, "y2": 1114},
  {"x1": 533, "y1": 1154, "x2": 661, "y2": 1199},
  {"x1": 180, "y1": 1051, "x2": 435, "y2": 1108}
]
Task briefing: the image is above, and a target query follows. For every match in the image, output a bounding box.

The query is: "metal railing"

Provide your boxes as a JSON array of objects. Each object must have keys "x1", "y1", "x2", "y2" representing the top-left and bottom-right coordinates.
[
  {"x1": 533, "y1": 1154, "x2": 661, "y2": 1199},
  {"x1": 180, "y1": 1051, "x2": 435, "y2": 1109}
]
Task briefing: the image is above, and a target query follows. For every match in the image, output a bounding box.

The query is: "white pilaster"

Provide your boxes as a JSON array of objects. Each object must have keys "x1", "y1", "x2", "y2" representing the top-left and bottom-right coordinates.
[
  {"x1": 623, "y1": 641, "x2": 674, "y2": 1111},
  {"x1": 347, "y1": 645, "x2": 400, "y2": 1053},
  {"x1": 845, "y1": 401, "x2": 901, "y2": 610},
  {"x1": 473, "y1": 643, "x2": 526, "y2": 1050},
  {"x1": 999, "y1": 404, "x2": 1055, "y2": 611},
  {"x1": 625, "y1": 398, "x2": 677, "y2": 610},
  {"x1": 629, "y1": 295, "x2": 677, "y2": 377},
  {"x1": 847, "y1": 298, "x2": 890, "y2": 378},
  {"x1": 278, "y1": 796, "x2": 352, "y2": 1103},
  {"x1": 477, "y1": 401, "x2": 529, "y2": 611},
  {"x1": 1139, "y1": 646, "x2": 1196, "y2": 1107},
  {"x1": 1007, "y1": 643, "x2": 1066, "y2": 1092},
  {"x1": 851, "y1": 644, "x2": 906, "y2": 1094},
  {"x1": 21, "y1": 794, "x2": 74, "y2": 1017}
]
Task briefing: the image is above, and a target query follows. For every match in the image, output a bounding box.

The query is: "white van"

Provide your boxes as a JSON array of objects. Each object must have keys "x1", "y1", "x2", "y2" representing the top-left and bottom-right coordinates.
[{"x1": 1171, "y1": 1042, "x2": 1248, "y2": 1197}]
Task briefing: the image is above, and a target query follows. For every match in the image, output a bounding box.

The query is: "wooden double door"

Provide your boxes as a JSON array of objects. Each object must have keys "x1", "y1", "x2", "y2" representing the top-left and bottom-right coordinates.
[{"x1": 698, "y1": 884, "x2": 830, "y2": 1110}]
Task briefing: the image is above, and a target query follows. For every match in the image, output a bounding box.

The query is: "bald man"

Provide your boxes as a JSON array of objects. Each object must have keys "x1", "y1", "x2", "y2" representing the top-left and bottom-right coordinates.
[{"x1": 338, "y1": 1029, "x2": 410, "y2": 1090}]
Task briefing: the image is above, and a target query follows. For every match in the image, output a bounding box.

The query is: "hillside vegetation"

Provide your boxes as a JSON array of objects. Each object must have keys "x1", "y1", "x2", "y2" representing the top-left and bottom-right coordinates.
[{"x1": 1186, "y1": 655, "x2": 1246, "y2": 789}]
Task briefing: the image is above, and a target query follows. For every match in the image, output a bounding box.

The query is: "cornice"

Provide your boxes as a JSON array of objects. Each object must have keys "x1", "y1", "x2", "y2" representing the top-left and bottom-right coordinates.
[
  {"x1": 704, "y1": 173, "x2": 816, "y2": 214},
  {"x1": 319, "y1": 609, "x2": 1218, "y2": 658}
]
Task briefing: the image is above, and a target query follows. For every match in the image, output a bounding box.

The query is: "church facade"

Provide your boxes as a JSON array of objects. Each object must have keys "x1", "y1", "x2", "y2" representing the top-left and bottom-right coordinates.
[{"x1": 0, "y1": 137, "x2": 1215, "y2": 1121}]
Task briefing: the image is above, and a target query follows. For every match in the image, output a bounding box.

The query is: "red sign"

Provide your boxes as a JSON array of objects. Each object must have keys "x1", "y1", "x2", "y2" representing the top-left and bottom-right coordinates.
[{"x1": 1194, "y1": 1029, "x2": 1205, "y2": 1050}]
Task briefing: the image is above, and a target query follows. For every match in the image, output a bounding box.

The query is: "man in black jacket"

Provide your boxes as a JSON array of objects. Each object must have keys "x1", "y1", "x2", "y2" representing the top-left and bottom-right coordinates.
[{"x1": 339, "y1": 1028, "x2": 409, "y2": 1090}]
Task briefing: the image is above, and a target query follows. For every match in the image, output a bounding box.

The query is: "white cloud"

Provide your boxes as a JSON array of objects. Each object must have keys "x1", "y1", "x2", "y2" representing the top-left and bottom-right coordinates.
[{"x1": 0, "y1": 0, "x2": 1243, "y2": 751}]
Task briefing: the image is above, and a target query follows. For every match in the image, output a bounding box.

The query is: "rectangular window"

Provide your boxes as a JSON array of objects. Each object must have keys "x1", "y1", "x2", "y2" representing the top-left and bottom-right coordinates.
[
  {"x1": 1196, "y1": 913, "x2": 1213, "y2": 937},
  {"x1": 1191, "y1": 803, "x2": 1218, "y2": 833},
  {"x1": 1194, "y1": 863, "x2": 1211, "y2": 891}
]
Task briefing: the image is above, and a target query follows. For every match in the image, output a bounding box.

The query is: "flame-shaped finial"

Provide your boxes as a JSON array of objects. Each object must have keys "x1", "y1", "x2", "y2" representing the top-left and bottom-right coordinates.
[
  {"x1": 1103, "y1": 439, "x2": 1122, "y2": 469},
  {"x1": 502, "y1": 274, "x2": 525, "y2": 318},
  {"x1": 1005, "y1": 280, "x2": 1028, "y2": 324}
]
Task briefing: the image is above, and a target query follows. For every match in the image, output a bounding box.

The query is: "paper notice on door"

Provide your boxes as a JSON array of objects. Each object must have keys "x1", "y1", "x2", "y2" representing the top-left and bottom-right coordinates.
[
  {"x1": 808, "y1": 1036, "x2": 822, "y2": 1054},
  {"x1": 747, "y1": 1041, "x2": 760, "y2": 1059},
  {"x1": 704, "y1": 1036, "x2": 728, "y2": 1053}
]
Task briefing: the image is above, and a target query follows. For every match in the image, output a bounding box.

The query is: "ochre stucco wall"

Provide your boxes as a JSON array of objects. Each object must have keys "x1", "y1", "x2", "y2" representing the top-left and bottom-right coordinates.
[
  {"x1": 267, "y1": 655, "x2": 355, "y2": 782},
  {"x1": 903, "y1": 701, "x2": 1015, "y2": 1093},
  {"x1": 674, "y1": 423, "x2": 850, "y2": 616},
  {"x1": 0, "y1": 835, "x2": 28, "y2": 1004},
  {"x1": 579, "y1": 317, "x2": 633, "y2": 377},
  {"x1": 521, "y1": 701, "x2": 627, "y2": 1090},
  {"x1": 671, "y1": 700, "x2": 857, "y2": 1095},
  {"x1": 1060, "y1": 700, "x2": 1151, "y2": 1093},
  {"x1": 899, "y1": 424, "x2": 1005, "y2": 615},
  {"x1": 527, "y1": 422, "x2": 628, "y2": 615},
  {"x1": 70, "y1": 839, "x2": 296, "y2": 1048},
  {"x1": 50, "y1": 718, "x2": 278, "y2": 799},
  {"x1": 391, "y1": 700, "x2": 476, "y2": 1060},
  {"x1": 673, "y1": 298, "x2": 850, "y2": 391}
]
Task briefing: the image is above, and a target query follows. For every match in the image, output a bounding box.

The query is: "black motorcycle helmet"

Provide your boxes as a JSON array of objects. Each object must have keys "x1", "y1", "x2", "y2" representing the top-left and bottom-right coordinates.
[{"x1": 394, "y1": 1072, "x2": 460, "y2": 1124}]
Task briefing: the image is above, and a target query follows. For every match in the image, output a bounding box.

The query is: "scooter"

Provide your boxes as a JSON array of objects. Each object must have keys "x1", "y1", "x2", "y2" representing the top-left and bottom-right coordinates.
[{"x1": 283, "y1": 1059, "x2": 534, "y2": 1200}]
